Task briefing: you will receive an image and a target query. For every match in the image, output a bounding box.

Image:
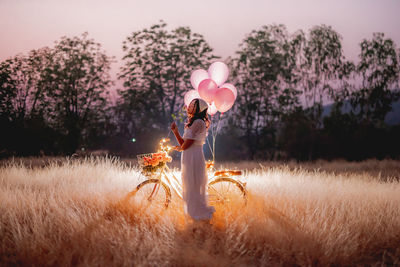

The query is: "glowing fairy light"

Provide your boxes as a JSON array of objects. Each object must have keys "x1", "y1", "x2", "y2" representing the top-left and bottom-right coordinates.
[
  {"x1": 158, "y1": 138, "x2": 172, "y2": 153},
  {"x1": 131, "y1": 138, "x2": 136, "y2": 142},
  {"x1": 206, "y1": 160, "x2": 214, "y2": 170}
]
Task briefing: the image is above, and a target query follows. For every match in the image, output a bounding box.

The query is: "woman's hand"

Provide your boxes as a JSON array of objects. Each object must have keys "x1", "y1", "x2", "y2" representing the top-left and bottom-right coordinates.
[
  {"x1": 173, "y1": 140, "x2": 194, "y2": 152},
  {"x1": 170, "y1": 122, "x2": 178, "y2": 132},
  {"x1": 173, "y1": 145, "x2": 183, "y2": 152}
]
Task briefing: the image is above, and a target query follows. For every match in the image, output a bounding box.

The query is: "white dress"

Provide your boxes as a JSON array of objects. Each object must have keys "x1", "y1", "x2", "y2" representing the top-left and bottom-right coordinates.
[{"x1": 181, "y1": 119, "x2": 215, "y2": 220}]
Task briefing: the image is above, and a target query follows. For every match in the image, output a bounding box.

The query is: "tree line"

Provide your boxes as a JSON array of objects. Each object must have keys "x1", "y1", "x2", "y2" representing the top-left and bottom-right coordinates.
[{"x1": 1, "y1": 22, "x2": 399, "y2": 160}]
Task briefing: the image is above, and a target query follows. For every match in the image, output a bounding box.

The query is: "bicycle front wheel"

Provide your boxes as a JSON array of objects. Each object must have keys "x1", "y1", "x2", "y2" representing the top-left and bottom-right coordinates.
[
  {"x1": 125, "y1": 179, "x2": 171, "y2": 209},
  {"x1": 208, "y1": 177, "x2": 247, "y2": 206}
]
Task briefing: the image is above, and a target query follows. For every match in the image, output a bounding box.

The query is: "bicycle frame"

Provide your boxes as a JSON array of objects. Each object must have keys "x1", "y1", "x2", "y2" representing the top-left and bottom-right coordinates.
[
  {"x1": 159, "y1": 165, "x2": 183, "y2": 198},
  {"x1": 145, "y1": 162, "x2": 226, "y2": 201}
]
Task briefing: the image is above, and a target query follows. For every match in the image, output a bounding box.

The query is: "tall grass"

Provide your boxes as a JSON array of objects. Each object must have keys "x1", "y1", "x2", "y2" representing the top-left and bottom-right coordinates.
[{"x1": 1, "y1": 158, "x2": 399, "y2": 266}]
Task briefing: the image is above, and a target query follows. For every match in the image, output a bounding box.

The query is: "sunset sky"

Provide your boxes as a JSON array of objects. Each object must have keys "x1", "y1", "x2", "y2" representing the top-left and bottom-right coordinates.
[{"x1": 1, "y1": 0, "x2": 399, "y2": 83}]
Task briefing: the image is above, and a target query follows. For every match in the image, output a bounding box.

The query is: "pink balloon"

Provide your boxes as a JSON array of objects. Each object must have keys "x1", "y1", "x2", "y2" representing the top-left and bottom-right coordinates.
[
  {"x1": 207, "y1": 102, "x2": 218, "y2": 116},
  {"x1": 184, "y1": 90, "x2": 200, "y2": 107},
  {"x1": 220, "y1": 83, "x2": 237, "y2": 99},
  {"x1": 190, "y1": 69, "x2": 209, "y2": 90},
  {"x1": 198, "y1": 79, "x2": 218, "y2": 103},
  {"x1": 208, "y1": 62, "x2": 229, "y2": 86},
  {"x1": 214, "y1": 87, "x2": 235, "y2": 113}
]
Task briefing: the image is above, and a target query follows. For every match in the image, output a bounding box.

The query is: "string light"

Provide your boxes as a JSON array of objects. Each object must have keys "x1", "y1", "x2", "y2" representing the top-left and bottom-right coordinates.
[{"x1": 158, "y1": 138, "x2": 172, "y2": 153}]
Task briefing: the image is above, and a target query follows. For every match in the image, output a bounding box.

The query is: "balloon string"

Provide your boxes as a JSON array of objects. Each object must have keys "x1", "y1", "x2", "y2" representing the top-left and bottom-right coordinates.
[
  {"x1": 205, "y1": 112, "x2": 222, "y2": 162},
  {"x1": 209, "y1": 114, "x2": 216, "y2": 162},
  {"x1": 206, "y1": 115, "x2": 214, "y2": 158},
  {"x1": 206, "y1": 138, "x2": 213, "y2": 158},
  {"x1": 211, "y1": 113, "x2": 222, "y2": 162}
]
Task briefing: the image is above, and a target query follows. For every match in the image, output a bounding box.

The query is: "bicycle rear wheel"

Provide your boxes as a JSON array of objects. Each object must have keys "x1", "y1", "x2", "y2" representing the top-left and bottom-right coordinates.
[
  {"x1": 207, "y1": 177, "x2": 247, "y2": 206},
  {"x1": 125, "y1": 179, "x2": 171, "y2": 209}
]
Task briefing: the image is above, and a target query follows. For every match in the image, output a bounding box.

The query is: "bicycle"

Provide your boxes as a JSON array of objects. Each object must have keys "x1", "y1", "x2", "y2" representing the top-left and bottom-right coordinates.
[{"x1": 125, "y1": 138, "x2": 247, "y2": 209}]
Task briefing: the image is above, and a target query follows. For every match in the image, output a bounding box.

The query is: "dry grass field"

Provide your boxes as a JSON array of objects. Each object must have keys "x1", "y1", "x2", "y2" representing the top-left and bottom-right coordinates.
[{"x1": 1, "y1": 157, "x2": 400, "y2": 266}]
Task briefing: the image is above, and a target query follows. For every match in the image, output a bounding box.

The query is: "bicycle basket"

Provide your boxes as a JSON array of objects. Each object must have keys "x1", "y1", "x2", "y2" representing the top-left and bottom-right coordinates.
[{"x1": 137, "y1": 153, "x2": 155, "y2": 167}]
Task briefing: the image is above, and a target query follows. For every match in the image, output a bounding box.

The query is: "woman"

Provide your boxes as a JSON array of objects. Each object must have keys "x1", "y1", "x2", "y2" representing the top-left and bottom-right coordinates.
[{"x1": 170, "y1": 98, "x2": 215, "y2": 222}]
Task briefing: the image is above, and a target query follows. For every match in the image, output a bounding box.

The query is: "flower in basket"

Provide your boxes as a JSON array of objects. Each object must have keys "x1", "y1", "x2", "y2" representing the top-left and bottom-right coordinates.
[
  {"x1": 142, "y1": 152, "x2": 172, "y2": 170},
  {"x1": 154, "y1": 152, "x2": 172, "y2": 163},
  {"x1": 143, "y1": 156, "x2": 152, "y2": 166},
  {"x1": 139, "y1": 138, "x2": 174, "y2": 174}
]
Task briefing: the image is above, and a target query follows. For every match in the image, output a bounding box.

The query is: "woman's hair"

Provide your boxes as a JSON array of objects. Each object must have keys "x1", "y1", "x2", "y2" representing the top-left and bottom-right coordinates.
[{"x1": 185, "y1": 99, "x2": 210, "y2": 129}]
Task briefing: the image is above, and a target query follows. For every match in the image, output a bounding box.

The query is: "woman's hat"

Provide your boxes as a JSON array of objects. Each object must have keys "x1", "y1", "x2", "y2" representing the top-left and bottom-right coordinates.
[{"x1": 188, "y1": 98, "x2": 208, "y2": 114}]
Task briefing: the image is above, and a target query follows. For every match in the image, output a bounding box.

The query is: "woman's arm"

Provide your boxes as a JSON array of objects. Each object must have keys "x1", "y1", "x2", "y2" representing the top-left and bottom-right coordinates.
[
  {"x1": 174, "y1": 139, "x2": 195, "y2": 151},
  {"x1": 173, "y1": 119, "x2": 205, "y2": 151},
  {"x1": 170, "y1": 122, "x2": 184, "y2": 146}
]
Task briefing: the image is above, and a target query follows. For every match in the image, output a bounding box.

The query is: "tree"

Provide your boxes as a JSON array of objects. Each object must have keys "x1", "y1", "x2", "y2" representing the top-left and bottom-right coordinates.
[
  {"x1": 352, "y1": 32, "x2": 400, "y2": 126},
  {"x1": 301, "y1": 25, "x2": 353, "y2": 122},
  {"x1": 230, "y1": 24, "x2": 301, "y2": 159},
  {"x1": 0, "y1": 59, "x2": 15, "y2": 121},
  {"x1": 0, "y1": 48, "x2": 61, "y2": 156},
  {"x1": 118, "y1": 21, "x2": 218, "y2": 139},
  {"x1": 0, "y1": 48, "x2": 53, "y2": 122},
  {"x1": 41, "y1": 32, "x2": 114, "y2": 152}
]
